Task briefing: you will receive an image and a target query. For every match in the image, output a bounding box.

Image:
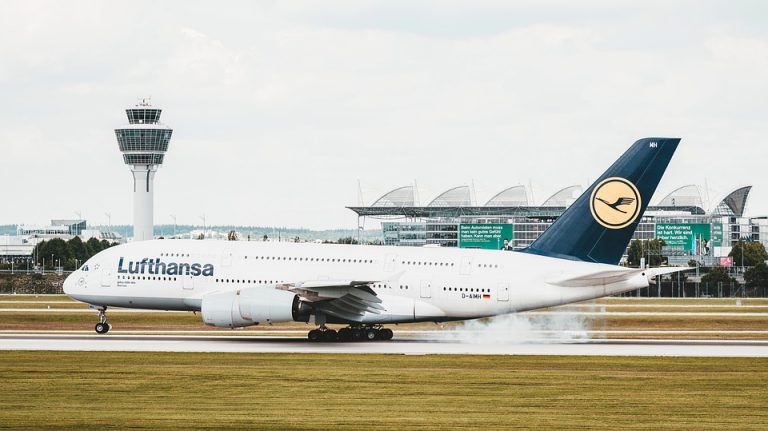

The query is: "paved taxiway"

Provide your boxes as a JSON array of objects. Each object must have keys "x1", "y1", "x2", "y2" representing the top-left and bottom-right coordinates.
[{"x1": 2, "y1": 333, "x2": 768, "y2": 357}]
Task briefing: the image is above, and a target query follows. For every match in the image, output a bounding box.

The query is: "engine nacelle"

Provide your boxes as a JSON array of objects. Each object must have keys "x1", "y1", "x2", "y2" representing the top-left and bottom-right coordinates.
[{"x1": 201, "y1": 287, "x2": 309, "y2": 328}]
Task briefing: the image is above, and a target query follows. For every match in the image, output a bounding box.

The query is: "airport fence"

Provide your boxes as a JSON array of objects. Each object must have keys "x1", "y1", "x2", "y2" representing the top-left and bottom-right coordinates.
[
  {"x1": 618, "y1": 281, "x2": 768, "y2": 298},
  {"x1": 0, "y1": 273, "x2": 66, "y2": 295}
]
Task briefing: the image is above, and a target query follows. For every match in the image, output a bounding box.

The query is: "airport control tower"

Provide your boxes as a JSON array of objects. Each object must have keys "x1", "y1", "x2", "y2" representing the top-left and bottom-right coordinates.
[{"x1": 114, "y1": 98, "x2": 173, "y2": 241}]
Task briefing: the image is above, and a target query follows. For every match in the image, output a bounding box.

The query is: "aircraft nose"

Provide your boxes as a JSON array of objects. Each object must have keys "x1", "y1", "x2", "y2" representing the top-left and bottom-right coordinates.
[{"x1": 63, "y1": 272, "x2": 78, "y2": 295}]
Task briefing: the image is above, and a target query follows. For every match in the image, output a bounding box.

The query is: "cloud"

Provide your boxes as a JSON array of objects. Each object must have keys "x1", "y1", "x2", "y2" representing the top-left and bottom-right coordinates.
[{"x1": 0, "y1": 1, "x2": 766, "y2": 228}]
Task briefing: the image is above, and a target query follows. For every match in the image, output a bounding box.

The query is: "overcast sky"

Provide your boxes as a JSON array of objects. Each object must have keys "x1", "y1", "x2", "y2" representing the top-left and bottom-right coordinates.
[{"x1": 1, "y1": 1, "x2": 766, "y2": 229}]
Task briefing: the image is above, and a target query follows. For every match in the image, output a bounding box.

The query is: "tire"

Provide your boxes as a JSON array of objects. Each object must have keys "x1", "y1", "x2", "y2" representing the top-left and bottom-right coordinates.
[
  {"x1": 380, "y1": 328, "x2": 394, "y2": 341},
  {"x1": 364, "y1": 329, "x2": 378, "y2": 341},
  {"x1": 308, "y1": 329, "x2": 322, "y2": 342},
  {"x1": 323, "y1": 330, "x2": 338, "y2": 342},
  {"x1": 95, "y1": 323, "x2": 108, "y2": 334},
  {"x1": 338, "y1": 328, "x2": 352, "y2": 342}
]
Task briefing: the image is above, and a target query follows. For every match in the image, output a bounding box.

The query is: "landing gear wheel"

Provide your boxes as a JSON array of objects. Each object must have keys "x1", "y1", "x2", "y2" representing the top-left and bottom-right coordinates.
[
  {"x1": 364, "y1": 329, "x2": 378, "y2": 341},
  {"x1": 338, "y1": 328, "x2": 352, "y2": 341},
  {"x1": 95, "y1": 322, "x2": 109, "y2": 334},
  {"x1": 323, "y1": 329, "x2": 338, "y2": 342},
  {"x1": 308, "y1": 329, "x2": 322, "y2": 342},
  {"x1": 380, "y1": 328, "x2": 393, "y2": 340},
  {"x1": 94, "y1": 307, "x2": 110, "y2": 334}
]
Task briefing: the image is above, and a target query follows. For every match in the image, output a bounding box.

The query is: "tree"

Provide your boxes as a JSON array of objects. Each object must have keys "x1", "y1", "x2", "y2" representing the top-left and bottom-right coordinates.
[
  {"x1": 745, "y1": 262, "x2": 768, "y2": 289},
  {"x1": 85, "y1": 237, "x2": 103, "y2": 256},
  {"x1": 645, "y1": 238, "x2": 667, "y2": 266},
  {"x1": 729, "y1": 240, "x2": 768, "y2": 267},
  {"x1": 701, "y1": 267, "x2": 734, "y2": 286},
  {"x1": 337, "y1": 236, "x2": 359, "y2": 245},
  {"x1": 42, "y1": 238, "x2": 70, "y2": 268},
  {"x1": 227, "y1": 230, "x2": 238, "y2": 241},
  {"x1": 67, "y1": 237, "x2": 89, "y2": 262},
  {"x1": 627, "y1": 240, "x2": 643, "y2": 267},
  {"x1": 627, "y1": 239, "x2": 667, "y2": 267}
]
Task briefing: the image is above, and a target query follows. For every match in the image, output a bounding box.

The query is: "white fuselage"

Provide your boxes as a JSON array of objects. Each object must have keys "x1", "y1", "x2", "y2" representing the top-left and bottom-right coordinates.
[{"x1": 63, "y1": 240, "x2": 647, "y2": 324}]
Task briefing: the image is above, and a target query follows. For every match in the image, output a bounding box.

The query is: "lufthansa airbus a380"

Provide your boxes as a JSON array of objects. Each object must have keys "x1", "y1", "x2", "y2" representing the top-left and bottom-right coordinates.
[{"x1": 64, "y1": 138, "x2": 685, "y2": 341}]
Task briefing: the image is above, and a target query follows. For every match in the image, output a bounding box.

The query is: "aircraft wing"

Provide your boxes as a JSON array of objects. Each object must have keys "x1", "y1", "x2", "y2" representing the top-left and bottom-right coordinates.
[
  {"x1": 277, "y1": 280, "x2": 384, "y2": 322},
  {"x1": 548, "y1": 266, "x2": 691, "y2": 287}
]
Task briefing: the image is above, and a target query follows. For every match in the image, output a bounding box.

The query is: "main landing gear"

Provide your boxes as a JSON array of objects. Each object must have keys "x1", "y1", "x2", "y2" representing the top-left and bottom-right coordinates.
[
  {"x1": 307, "y1": 325, "x2": 394, "y2": 342},
  {"x1": 94, "y1": 307, "x2": 111, "y2": 334}
]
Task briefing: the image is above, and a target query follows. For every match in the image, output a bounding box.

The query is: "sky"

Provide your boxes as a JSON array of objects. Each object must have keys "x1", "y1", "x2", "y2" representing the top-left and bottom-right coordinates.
[{"x1": 1, "y1": 0, "x2": 767, "y2": 230}]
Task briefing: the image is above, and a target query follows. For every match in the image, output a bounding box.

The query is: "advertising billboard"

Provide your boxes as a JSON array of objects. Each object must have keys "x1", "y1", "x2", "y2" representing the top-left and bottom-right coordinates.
[
  {"x1": 459, "y1": 224, "x2": 513, "y2": 250},
  {"x1": 711, "y1": 223, "x2": 724, "y2": 247},
  {"x1": 719, "y1": 257, "x2": 734, "y2": 267},
  {"x1": 655, "y1": 223, "x2": 712, "y2": 256}
]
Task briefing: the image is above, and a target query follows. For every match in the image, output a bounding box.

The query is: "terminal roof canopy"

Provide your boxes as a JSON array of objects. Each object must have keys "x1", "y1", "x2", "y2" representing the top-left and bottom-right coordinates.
[
  {"x1": 541, "y1": 185, "x2": 583, "y2": 207},
  {"x1": 485, "y1": 186, "x2": 528, "y2": 207},
  {"x1": 710, "y1": 186, "x2": 752, "y2": 217},
  {"x1": 347, "y1": 183, "x2": 752, "y2": 219},
  {"x1": 656, "y1": 185, "x2": 704, "y2": 209},
  {"x1": 370, "y1": 186, "x2": 415, "y2": 207},
  {"x1": 428, "y1": 186, "x2": 471, "y2": 207}
]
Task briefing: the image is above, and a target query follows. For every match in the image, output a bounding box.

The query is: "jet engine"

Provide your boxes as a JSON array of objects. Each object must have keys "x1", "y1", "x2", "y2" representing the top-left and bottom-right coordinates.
[{"x1": 201, "y1": 288, "x2": 311, "y2": 328}]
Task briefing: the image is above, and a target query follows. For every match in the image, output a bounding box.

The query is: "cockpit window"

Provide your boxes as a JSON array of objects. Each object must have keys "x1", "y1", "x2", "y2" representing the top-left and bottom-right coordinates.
[{"x1": 81, "y1": 265, "x2": 89, "y2": 272}]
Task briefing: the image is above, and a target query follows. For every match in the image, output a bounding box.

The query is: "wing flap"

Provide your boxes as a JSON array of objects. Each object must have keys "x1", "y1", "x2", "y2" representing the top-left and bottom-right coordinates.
[{"x1": 279, "y1": 279, "x2": 386, "y2": 320}]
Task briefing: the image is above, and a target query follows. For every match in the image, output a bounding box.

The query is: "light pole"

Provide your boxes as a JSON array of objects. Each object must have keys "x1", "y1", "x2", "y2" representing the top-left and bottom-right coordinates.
[
  {"x1": 199, "y1": 215, "x2": 206, "y2": 239},
  {"x1": 170, "y1": 214, "x2": 177, "y2": 238}
]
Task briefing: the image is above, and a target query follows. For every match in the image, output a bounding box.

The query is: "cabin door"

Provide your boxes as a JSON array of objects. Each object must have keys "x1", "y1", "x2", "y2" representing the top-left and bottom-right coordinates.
[
  {"x1": 460, "y1": 257, "x2": 473, "y2": 275},
  {"x1": 222, "y1": 246, "x2": 233, "y2": 267},
  {"x1": 100, "y1": 270, "x2": 112, "y2": 287},
  {"x1": 420, "y1": 280, "x2": 431, "y2": 298},
  {"x1": 497, "y1": 282, "x2": 510, "y2": 301},
  {"x1": 182, "y1": 275, "x2": 194, "y2": 291},
  {"x1": 384, "y1": 254, "x2": 397, "y2": 272}
]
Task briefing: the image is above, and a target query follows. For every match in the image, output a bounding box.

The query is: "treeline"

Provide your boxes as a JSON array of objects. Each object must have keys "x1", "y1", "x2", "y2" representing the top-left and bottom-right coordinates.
[
  {"x1": 627, "y1": 238, "x2": 768, "y2": 291},
  {"x1": 32, "y1": 237, "x2": 119, "y2": 270}
]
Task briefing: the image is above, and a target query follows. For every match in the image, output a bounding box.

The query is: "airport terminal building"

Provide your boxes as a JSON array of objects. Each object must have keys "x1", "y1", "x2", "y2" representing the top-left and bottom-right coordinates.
[{"x1": 349, "y1": 184, "x2": 764, "y2": 265}]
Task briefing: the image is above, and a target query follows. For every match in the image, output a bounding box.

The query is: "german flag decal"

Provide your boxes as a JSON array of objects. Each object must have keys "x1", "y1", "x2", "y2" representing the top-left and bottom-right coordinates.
[{"x1": 482, "y1": 294, "x2": 491, "y2": 299}]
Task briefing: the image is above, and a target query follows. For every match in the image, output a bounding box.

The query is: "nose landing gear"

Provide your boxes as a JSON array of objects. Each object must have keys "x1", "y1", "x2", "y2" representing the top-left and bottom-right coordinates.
[{"x1": 94, "y1": 307, "x2": 111, "y2": 334}]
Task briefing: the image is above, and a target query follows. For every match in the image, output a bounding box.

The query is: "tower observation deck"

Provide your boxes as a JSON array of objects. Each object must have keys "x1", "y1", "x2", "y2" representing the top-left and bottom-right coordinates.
[{"x1": 114, "y1": 98, "x2": 173, "y2": 241}]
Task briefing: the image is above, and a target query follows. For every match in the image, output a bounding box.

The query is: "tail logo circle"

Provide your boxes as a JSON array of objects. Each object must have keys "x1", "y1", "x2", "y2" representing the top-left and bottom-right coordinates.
[{"x1": 589, "y1": 177, "x2": 641, "y2": 229}]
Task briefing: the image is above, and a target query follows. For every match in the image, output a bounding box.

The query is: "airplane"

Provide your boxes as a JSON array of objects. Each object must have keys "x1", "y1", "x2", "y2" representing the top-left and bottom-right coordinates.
[{"x1": 64, "y1": 137, "x2": 685, "y2": 341}]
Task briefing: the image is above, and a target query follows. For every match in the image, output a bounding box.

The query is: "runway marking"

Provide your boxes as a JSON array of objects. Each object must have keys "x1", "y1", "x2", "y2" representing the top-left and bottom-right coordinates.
[
  {"x1": 0, "y1": 308, "x2": 188, "y2": 313},
  {"x1": 2, "y1": 333, "x2": 768, "y2": 357},
  {"x1": 555, "y1": 304, "x2": 768, "y2": 309},
  {"x1": 0, "y1": 301, "x2": 78, "y2": 304},
  {"x1": 4, "y1": 309, "x2": 768, "y2": 317},
  {"x1": 526, "y1": 311, "x2": 768, "y2": 317},
  {"x1": 3, "y1": 329, "x2": 768, "y2": 335}
]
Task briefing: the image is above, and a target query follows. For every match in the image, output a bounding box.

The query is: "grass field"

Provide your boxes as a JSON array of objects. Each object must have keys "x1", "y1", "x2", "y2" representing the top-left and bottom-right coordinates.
[{"x1": 0, "y1": 351, "x2": 766, "y2": 430}]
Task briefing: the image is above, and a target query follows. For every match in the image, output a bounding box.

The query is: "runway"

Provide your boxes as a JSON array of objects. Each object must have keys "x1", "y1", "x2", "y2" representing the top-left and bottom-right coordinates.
[{"x1": 2, "y1": 333, "x2": 768, "y2": 357}]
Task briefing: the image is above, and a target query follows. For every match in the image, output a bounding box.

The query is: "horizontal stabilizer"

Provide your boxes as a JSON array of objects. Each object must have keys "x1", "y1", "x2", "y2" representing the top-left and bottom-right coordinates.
[{"x1": 549, "y1": 266, "x2": 690, "y2": 288}]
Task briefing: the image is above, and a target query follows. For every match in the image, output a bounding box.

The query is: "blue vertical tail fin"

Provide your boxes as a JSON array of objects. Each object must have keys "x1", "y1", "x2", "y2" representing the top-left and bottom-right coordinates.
[{"x1": 521, "y1": 137, "x2": 680, "y2": 265}]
